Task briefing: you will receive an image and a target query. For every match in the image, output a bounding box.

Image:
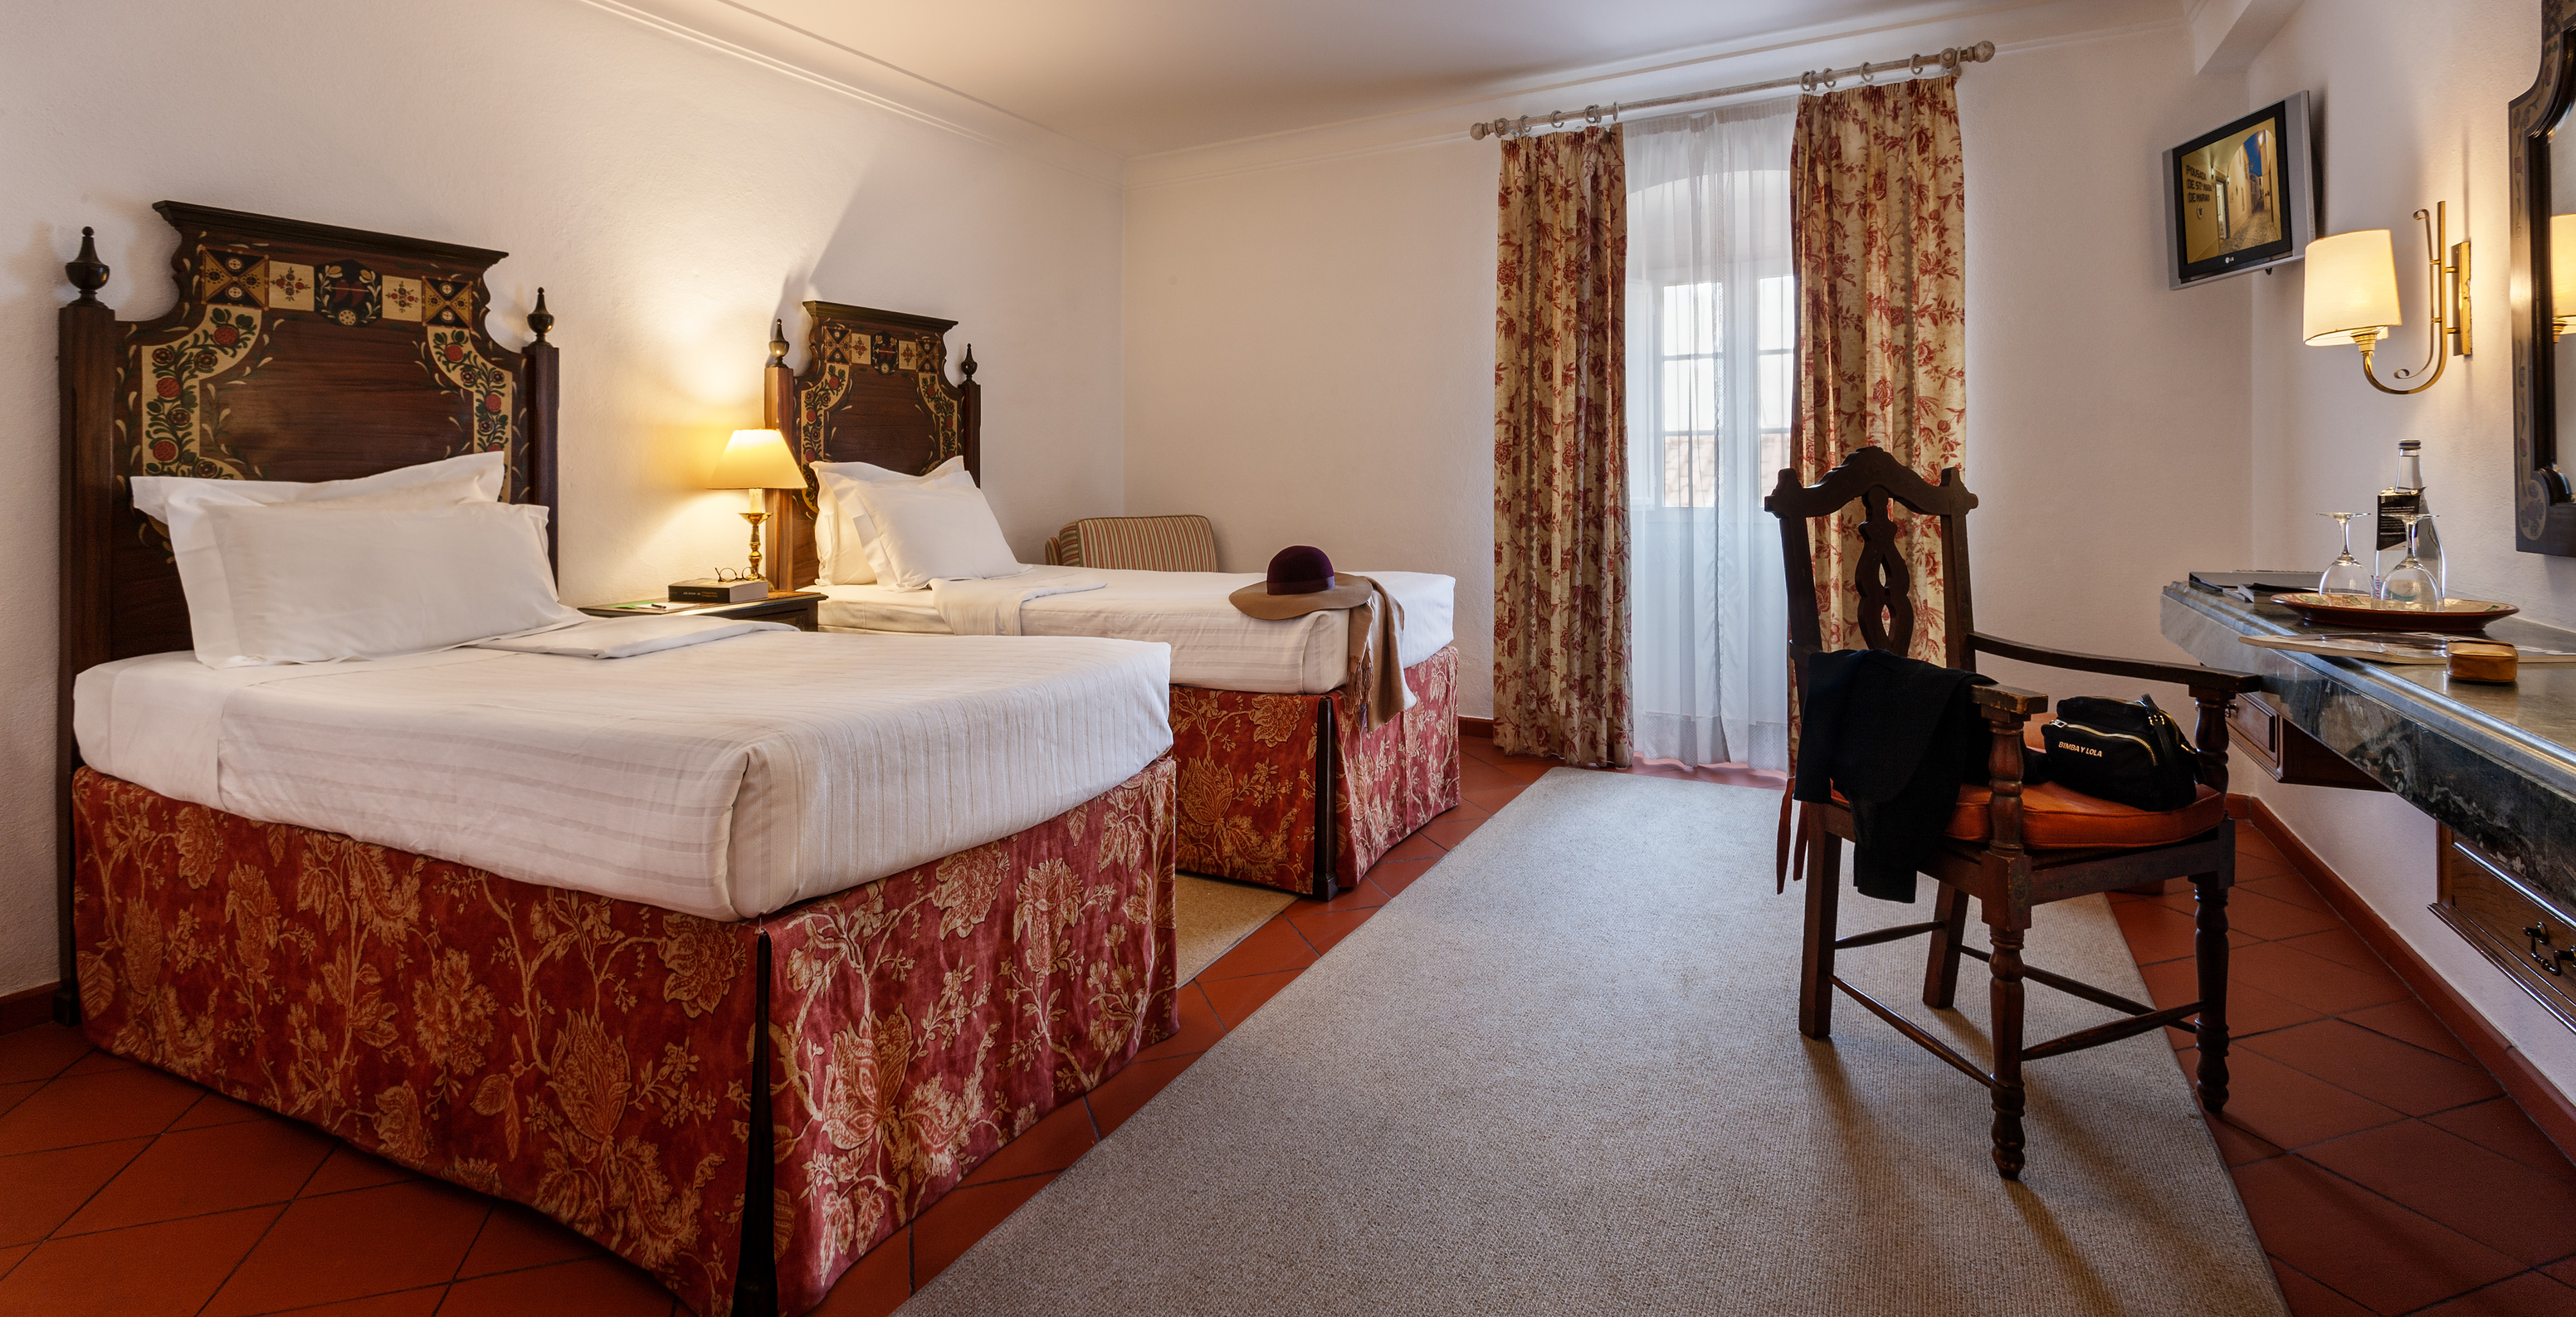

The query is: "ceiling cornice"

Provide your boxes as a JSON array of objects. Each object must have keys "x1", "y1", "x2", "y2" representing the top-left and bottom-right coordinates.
[
  {"x1": 1124, "y1": 0, "x2": 2187, "y2": 191},
  {"x1": 573, "y1": 0, "x2": 1126, "y2": 188}
]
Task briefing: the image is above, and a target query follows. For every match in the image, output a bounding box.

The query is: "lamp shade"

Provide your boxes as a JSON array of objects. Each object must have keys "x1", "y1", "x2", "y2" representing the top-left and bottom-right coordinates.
[
  {"x1": 2553, "y1": 214, "x2": 2576, "y2": 323},
  {"x1": 709, "y1": 428, "x2": 803, "y2": 490},
  {"x1": 2301, "y1": 229, "x2": 2402, "y2": 345}
]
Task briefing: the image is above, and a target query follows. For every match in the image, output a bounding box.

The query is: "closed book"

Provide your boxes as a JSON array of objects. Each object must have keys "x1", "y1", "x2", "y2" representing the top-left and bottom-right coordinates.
[{"x1": 670, "y1": 578, "x2": 769, "y2": 603}]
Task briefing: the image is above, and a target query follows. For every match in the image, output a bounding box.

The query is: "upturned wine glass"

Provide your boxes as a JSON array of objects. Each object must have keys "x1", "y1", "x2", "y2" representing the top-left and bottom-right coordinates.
[
  {"x1": 2318, "y1": 513, "x2": 2375, "y2": 596},
  {"x1": 2378, "y1": 513, "x2": 2442, "y2": 610}
]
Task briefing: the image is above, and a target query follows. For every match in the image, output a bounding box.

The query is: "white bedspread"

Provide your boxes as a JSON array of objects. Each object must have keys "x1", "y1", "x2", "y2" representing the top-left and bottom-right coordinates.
[
  {"x1": 74, "y1": 631, "x2": 1173, "y2": 921},
  {"x1": 817, "y1": 567, "x2": 1456, "y2": 695}
]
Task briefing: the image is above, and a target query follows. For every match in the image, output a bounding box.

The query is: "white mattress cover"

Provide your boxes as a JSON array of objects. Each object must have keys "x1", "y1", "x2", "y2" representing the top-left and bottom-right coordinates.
[
  {"x1": 813, "y1": 568, "x2": 1456, "y2": 695},
  {"x1": 74, "y1": 632, "x2": 1173, "y2": 922}
]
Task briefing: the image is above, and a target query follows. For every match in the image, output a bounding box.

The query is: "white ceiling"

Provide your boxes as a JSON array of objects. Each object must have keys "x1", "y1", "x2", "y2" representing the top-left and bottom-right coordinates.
[{"x1": 720, "y1": 0, "x2": 1995, "y2": 157}]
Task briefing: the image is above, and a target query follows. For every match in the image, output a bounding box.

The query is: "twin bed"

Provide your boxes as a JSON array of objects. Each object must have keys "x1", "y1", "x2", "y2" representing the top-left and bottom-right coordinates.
[
  {"x1": 56, "y1": 206, "x2": 1180, "y2": 1317},
  {"x1": 762, "y1": 301, "x2": 1463, "y2": 900},
  {"x1": 56, "y1": 205, "x2": 1465, "y2": 1317}
]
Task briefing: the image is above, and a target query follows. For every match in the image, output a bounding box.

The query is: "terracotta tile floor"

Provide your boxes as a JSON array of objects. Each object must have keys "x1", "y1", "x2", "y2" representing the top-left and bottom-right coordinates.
[{"x1": 4, "y1": 734, "x2": 2570, "y2": 1315}]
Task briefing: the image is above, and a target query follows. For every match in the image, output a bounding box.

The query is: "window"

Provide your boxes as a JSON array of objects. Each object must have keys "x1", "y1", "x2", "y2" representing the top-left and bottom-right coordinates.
[{"x1": 1643, "y1": 276, "x2": 1794, "y2": 510}]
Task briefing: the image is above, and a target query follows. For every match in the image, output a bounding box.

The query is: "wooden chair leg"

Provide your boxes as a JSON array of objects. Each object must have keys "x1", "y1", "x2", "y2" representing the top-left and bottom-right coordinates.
[
  {"x1": 1921, "y1": 883, "x2": 1969, "y2": 1008},
  {"x1": 1798, "y1": 828, "x2": 1842, "y2": 1040},
  {"x1": 1988, "y1": 919, "x2": 2028, "y2": 1180},
  {"x1": 2193, "y1": 857, "x2": 2233, "y2": 1113}
]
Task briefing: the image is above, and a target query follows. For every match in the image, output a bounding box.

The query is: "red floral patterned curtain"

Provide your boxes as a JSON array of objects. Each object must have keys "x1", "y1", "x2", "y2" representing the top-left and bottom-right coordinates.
[
  {"x1": 1493, "y1": 124, "x2": 1632, "y2": 767},
  {"x1": 1789, "y1": 79, "x2": 1967, "y2": 664}
]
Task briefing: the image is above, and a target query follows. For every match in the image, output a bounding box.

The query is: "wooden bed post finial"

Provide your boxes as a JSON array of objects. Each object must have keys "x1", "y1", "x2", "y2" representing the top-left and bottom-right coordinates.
[
  {"x1": 526, "y1": 287, "x2": 554, "y2": 344},
  {"x1": 769, "y1": 318, "x2": 790, "y2": 368},
  {"x1": 65, "y1": 227, "x2": 109, "y2": 303},
  {"x1": 961, "y1": 344, "x2": 977, "y2": 379}
]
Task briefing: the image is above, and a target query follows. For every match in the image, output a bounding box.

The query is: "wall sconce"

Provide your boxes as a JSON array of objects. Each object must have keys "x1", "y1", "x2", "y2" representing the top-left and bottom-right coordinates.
[{"x1": 2300, "y1": 202, "x2": 2470, "y2": 394}]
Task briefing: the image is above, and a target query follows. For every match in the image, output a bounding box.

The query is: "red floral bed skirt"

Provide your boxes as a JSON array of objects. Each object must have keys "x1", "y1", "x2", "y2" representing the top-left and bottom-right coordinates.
[
  {"x1": 72, "y1": 757, "x2": 1178, "y2": 1317},
  {"x1": 1170, "y1": 645, "x2": 1461, "y2": 896}
]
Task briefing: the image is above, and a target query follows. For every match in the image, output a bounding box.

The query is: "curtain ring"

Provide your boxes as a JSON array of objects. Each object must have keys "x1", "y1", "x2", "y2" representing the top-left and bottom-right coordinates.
[
  {"x1": 1910, "y1": 52, "x2": 1924, "y2": 76},
  {"x1": 1551, "y1": 110, "x2": 1564, "y2": 129},
  {"x1": 1610, "y1": 100, "x2": 1621, "y2": 123},
  {"x1": 1583, "y1": 104, "x2": 1600, "y2": 124},
  {"x1": 1858, "y1": 61, "x2": 1875, "y2": 85}
]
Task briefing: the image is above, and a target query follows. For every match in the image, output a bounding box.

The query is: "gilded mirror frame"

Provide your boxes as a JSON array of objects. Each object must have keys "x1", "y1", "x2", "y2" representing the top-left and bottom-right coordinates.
[{"x1": 2512, "y1": 0, "x2": 2576, "y2": 555}]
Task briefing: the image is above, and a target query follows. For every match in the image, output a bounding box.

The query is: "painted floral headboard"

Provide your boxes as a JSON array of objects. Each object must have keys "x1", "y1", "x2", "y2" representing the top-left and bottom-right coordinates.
[
  {"x1": 762, "y1": 300, "x2": 980, "y2": 588},
  {"x1": 61, "y1": 201, "x2": 560, "y2": 667}
]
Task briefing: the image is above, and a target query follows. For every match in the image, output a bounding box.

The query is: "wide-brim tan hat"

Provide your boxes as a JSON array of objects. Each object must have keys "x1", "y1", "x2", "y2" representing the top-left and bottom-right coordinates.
[{"x1": 1229, "y1": 544, "x2": 1374, "y2": 618}]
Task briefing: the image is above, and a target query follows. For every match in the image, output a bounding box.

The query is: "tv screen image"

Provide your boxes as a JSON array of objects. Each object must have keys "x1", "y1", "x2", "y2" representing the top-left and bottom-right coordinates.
[{"x1": 2164, "y1": 91, "x2": 2315, "y2": 288}]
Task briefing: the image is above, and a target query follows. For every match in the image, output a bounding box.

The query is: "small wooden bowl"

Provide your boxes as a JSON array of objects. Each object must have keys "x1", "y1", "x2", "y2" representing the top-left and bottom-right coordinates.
[{"x1": 2447, "y1": 641, "x2": 2519, "y2": 684}]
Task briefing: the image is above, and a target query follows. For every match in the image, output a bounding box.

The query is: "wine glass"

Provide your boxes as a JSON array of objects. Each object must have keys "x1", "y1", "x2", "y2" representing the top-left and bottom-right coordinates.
[
  {"x1": 2318, "y1": 513, "x2": 2375, "y2": 597},
  {"x1": 2378, "y1": 513, "x2": 2442, "y2": 611}
]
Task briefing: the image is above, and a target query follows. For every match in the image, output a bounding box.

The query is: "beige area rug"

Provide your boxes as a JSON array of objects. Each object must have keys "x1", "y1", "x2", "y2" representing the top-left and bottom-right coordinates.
[
  {"x1": 906, "y1": 769, "x2": 2286, "y2": 1316},
  {"x1": 1174, "y1": 873, "x2": 1295, "y2": 985}
]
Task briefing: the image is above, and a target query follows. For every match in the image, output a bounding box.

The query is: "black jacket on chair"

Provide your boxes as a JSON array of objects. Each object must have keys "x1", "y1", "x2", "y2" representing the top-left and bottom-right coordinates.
[{"x1": 1793, "y1": 649, "x2": 1994, "y2": 902}]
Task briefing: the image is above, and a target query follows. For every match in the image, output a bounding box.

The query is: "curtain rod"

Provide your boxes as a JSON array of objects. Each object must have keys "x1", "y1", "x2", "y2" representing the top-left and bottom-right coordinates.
[{"x1": 1467, "y1": 39, "x2": 1995, "y2": 140}]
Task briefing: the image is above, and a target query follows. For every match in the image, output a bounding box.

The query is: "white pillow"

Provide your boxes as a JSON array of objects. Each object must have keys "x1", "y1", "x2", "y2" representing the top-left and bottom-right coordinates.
[
  {"x1": 132, "y1": 450, "x2": 503, "y2": 520},
  {"x1": 146, "y1": 453, "x2": 506, "y2": 669},
  {"x1": 846, "y1": 478, "x2": 1025, "y2": 589},
  {"x1": 201, "y1": 501, "x2": 578, "y2": 665},
  {"x1": 812, "y1": 456, "x2": 968, "y2": 585}
]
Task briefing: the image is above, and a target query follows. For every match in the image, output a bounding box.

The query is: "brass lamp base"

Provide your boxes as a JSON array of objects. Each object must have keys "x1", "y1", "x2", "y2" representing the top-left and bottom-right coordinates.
[{"x1": 740, "y1": 510, "x2": 769, "y2": 581}]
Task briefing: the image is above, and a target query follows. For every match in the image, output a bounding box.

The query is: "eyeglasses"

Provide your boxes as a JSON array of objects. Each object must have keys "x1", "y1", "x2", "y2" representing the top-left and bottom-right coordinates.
[{"x1": 711, "y1": 567, "x2": 756, "y2": 583}]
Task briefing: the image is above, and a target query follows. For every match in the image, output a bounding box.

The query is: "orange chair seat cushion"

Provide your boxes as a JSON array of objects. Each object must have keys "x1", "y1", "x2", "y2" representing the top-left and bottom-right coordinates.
[
  {"x1": 1945, "y1": 782, "x2": 2225, "y2": 849},
  {"x1": 1827, "y1": 778, "x2": 2225, "y2": 851}
]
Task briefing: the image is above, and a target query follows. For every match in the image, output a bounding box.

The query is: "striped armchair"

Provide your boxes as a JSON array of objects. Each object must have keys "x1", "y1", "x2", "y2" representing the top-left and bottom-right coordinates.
[{"x1": 1044, "y1": 515, "x2": 1220, "y2": 572}]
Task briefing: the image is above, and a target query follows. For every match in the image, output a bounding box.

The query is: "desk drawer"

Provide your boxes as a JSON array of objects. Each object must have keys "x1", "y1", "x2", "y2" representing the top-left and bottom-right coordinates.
[
  {"x1": 2229, "y1": 692, "x2": 2385, "y2": 791},
  {"x1": 2437, "y1": 828, "x2": 2576, "y2": 1032}
]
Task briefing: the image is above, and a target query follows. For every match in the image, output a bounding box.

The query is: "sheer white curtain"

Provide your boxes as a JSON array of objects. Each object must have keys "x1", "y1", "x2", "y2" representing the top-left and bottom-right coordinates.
[{"x1": 1623, "y1": 98, "x2": 1793, "y2": 770}]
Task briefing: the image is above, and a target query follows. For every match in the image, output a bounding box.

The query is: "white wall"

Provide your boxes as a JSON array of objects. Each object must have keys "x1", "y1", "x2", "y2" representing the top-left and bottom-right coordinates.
[
  {"x1": 0, "y1": 0, "x2": 1127, "y2": 996},
  {"x1": 1121, "y1": 3, "x2": 2246, "y2": 715},
  {"x1": 1124, "y1": 144, "x2": 1500, "y2": 715},
  {"x1": 2242, "y1": 0, "x2": 2576, "y2": 1093},
  {"x1": 1959, "y1": 22, "x2": 2254, "y2": 705}
]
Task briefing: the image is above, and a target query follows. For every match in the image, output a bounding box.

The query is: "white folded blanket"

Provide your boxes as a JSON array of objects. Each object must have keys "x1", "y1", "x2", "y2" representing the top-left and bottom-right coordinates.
[
  {"x1": 471, "y1": 614, "x2": 793, "y2": 658},
  {"x1": 929, "y1": 567, "x2": 1109, "y2": 636}
]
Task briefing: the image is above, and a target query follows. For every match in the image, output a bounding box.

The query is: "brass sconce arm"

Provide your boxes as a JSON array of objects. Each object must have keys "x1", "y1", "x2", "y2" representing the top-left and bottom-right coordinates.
[{"x1": 2360, "y1": 203, "x2": 2471, "y2": 395}]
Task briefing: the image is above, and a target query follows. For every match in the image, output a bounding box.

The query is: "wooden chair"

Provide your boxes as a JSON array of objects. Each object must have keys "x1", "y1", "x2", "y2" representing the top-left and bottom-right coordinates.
[{"x1": 1764, "y1": 447, "x2": 2262, "y2": 1179}]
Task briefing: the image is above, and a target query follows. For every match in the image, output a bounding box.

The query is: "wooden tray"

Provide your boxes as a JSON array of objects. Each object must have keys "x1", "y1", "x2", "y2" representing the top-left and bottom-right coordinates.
[{"x1": 2270, "y1": 593, "x2": 2519, "y2": 632}]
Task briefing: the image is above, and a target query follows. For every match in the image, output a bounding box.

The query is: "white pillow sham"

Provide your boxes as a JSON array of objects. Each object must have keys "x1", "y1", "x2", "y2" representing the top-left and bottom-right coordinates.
[
  {"x1": 846, "y1": 477, "x2": 1025, "y2": 589},
  {"x1": 202, "y1": 501, "x2": 578, "y2": 665},
  {"x1": 144, "y1": 452, "x2": 505, "y2": 669},
  {"x1": 812, "y1": 456, "x2": 968, "y2": 585}
]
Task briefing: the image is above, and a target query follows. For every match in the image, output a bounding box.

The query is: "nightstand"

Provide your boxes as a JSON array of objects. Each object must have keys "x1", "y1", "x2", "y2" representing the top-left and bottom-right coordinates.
[{"x1": 580, "y1": 591, "x2": 823, "y2": 632}]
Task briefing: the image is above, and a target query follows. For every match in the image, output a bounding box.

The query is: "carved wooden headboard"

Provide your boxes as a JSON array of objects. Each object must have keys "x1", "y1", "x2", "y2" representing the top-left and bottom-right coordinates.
[
  {"x1": 54, "y1": 201, "x2": 558, "y2": 1022},
  {"x1": 759, "y1": 300, "x2": 980, "y2": 588}
]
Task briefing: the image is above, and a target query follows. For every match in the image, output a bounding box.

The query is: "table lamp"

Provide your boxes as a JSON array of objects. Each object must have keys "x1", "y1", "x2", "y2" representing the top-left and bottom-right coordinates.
[{"x1": 709, "y1": 428, "x2": 803, "y2": 580}]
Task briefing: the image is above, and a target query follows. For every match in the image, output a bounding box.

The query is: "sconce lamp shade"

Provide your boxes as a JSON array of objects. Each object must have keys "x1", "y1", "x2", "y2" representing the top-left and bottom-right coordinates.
[
  {"x1": 2554, "y1": 214, "x2": 2576, "y2": 324},
  {"x1": 2301, "y1": 229, "x2": 2402, "y2": 345},
  {"x1": 710, "y1": 428, "x2": 804, "y2": 490}
]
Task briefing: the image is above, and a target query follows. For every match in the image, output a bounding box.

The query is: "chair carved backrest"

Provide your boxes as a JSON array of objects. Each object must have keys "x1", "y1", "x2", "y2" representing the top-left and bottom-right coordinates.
[{"x1": 1762, "y1": 446, "x2": 1979, "y2": 673}]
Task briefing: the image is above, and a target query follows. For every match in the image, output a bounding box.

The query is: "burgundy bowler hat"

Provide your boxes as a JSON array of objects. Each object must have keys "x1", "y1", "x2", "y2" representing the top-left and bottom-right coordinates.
[{"x1": 1265, "y1": 544, "x2": 1334, "y2": 595}]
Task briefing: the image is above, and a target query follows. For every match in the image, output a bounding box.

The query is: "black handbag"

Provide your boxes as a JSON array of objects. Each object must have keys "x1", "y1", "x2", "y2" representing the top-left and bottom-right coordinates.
[{"x1": 2039, "y1": 694, "x2": 2201, "y2": 811}]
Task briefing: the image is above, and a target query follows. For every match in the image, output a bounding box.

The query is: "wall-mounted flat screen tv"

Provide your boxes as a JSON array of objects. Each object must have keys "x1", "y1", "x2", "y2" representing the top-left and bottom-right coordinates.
[{"x1": 2163, "y1": 90, "x2": 2315, "y2": 289}]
